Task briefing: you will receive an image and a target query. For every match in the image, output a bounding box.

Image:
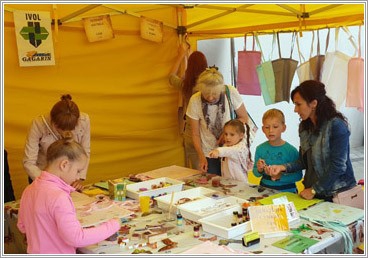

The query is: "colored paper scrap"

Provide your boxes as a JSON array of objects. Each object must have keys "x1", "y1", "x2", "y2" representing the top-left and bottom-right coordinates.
[
  {"x1": 272, "y1": 235, "x2": 318, "y2": 253},
  {"x1": 258, "y1": 192, "x2": 322, "y2": 211}
]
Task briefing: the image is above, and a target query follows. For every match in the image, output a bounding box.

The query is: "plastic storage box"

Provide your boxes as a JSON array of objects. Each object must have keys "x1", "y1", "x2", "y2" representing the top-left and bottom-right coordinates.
[
  {"x1": 179, "y1": 196, "x2": 247, "y2": 222},
  {"x1": 126, "y1": 177, "x2": 184, "y2": 200},
  {"x1": 198, "y1": 205, "x2": 251, "y2": 239},
  {"x1": 155, "y1": 187, "x2": 216, "y2": 213}
]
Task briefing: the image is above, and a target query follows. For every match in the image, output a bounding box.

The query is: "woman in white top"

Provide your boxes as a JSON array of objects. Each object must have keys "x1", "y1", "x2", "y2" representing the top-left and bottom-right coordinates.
[
  {"x1": 186, "y1": 67, "x2": 249, "y2": 175},
  {"x1": 23, "y1": 94, "x2": 90, "y2": 191}
]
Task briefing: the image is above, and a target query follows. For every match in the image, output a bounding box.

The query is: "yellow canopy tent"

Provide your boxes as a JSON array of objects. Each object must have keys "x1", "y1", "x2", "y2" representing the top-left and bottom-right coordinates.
[{"x1": 3, "y1": 3, "x2": 365, "y2": 199}]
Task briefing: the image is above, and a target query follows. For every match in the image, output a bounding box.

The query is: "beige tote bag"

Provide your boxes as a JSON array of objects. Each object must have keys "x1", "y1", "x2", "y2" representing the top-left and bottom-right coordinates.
[{"x1": 272, "y1": 31, "x2": 298, "y2": 103}]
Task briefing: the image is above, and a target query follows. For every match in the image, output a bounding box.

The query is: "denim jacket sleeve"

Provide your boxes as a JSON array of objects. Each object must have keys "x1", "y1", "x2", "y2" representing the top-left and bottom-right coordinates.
[
  {"x1": 284, "y1": 146, "x2": 305, "y2": 173},
  {"x1": 313, "y1": 119, "x2": 351, "y2": 195}
]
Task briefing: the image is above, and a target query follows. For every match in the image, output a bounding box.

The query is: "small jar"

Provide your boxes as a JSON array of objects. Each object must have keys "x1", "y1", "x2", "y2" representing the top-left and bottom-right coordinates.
[
  {"x1": 177, "y1": 214, "x2": 183, "y2": 226},
  {"x1": 237, "y1": 213, "x2": 243, "y2": 224},
  {"x1": 233, "y1": 211, "x2": 239, "y2": 224},
  {"x1": 193, "y1": 225, "x2": 200, "y2": 238}
]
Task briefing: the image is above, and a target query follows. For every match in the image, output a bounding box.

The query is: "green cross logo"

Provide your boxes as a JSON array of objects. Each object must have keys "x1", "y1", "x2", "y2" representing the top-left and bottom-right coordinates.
[{"x1": 20, "y1": 22, "x2": 49, "y2": 48}]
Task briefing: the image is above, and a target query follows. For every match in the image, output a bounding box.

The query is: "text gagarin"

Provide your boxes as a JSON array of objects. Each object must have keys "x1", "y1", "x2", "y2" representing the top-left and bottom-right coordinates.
[{"x1": 22, "y1": 53, "x2": 52, "y2": 62}]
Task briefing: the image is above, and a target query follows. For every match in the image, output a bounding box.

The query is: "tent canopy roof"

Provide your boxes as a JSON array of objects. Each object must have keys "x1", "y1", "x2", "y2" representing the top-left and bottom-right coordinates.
[{"x1": 4, "y1": 3, "x2": 365, "y2": 39}]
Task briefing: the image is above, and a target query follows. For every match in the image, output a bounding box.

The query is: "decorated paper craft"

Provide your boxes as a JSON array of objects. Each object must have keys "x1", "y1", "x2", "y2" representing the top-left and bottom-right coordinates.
[
  {"x1": 76, "y1": 199, "x2": 133, "y2": 228},
  {"x1": 71, "y1": 191, "x2": 133, "y2": 227},
  {"x1": 248, "y1": 204, "x2": 289, "y2": 237},
  {"x1": 272, "y1": 196, "x2": 300, "y2": 225}
]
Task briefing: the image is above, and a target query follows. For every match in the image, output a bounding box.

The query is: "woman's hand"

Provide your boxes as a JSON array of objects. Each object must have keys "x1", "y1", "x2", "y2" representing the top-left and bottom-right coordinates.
[
  {"x1": 216, "y1": 133, "x2": 225, "y2": 146},
  {"x1": 71, "y1": 179, "x2": 84, "y2": 192},
  {"x1": 266, "y1": 165, "x2": 286, "y2": 180},
  {"x1": 179, "y1": 42, "x2": 189, "y2": 56},
  {"x1": 209, "y1": 149, "x2": 219, "y2": 158},
  {"x1": 199, "y1": 155, "x2": 208, "y2": 173},
  {"x1": 300, "y1": 188, "x2": 315, "y2": 200}
]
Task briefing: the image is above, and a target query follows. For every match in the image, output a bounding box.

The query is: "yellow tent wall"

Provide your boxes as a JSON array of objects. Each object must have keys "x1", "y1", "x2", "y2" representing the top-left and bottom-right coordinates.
[{"x1": 4, "y1": 4, "x2": 184, "y2": 199}]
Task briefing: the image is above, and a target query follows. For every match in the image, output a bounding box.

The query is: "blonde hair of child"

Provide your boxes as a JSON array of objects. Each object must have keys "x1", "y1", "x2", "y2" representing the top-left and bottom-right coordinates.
[
  {"x1": 262, "y1": 108, "x2": 285, "y2": 124},
  {"x1": 46, "y1": 134, "x2": 87, "y2": 164}
]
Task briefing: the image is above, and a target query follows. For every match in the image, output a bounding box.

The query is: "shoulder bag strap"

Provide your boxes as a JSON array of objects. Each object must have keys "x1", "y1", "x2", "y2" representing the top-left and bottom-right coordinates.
[
  {"x1": 41, "y1": 115, "x2": 59, "y2": 140},
  {"x1": 225, "y1": 85, "x2": 235, "y2": 120}
]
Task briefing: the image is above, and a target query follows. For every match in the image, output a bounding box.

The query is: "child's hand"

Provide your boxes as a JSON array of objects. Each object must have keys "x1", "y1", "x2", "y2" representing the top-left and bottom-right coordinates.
[
  {"x1": 209, "y1": 149, "x2": 219, "y2": 158},
  {"x1": 257, "y1": 159, "x2": 266, "y2": 172},
  {"x1": 71, "y1": 179, "x2": 84, "y2": 192}
]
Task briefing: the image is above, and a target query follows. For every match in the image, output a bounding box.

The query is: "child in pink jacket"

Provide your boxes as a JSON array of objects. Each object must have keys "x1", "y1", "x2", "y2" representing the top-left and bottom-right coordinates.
[{"x1": 17, "y1": 135, "x2": 120, "y2": 254}]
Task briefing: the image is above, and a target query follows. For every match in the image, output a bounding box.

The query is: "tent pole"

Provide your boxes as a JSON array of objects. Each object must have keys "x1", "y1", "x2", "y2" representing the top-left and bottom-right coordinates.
[
  {"x1": 309, "y1": 4, "x2": 343, "y2": 15},
  {"x1": 187, "y1": 9, "x2": 235, "y2": 29},
  {"x1": 230, "y1": 38, "x2": 236, "y2": 87},
  {"x1": 59, "y1": 4, "x2": 102, "y2": 23}
]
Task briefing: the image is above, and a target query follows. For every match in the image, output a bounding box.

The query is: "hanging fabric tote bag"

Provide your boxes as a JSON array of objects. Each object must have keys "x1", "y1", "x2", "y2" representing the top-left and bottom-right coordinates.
[
  {"x1": 296, "y1": 30, "x2": 314, "y2": 83},
  {"x1": 256, "y1": 33, "x2": 276, "y2": 105},
  {"x1": 346, "y1": 25, "x2": 364, "y2": 111},
  {"x1": 272, "y1": 31, "x2": 298, "y2": 103},
  {"x1": 237, "y1": 33, "x2": 262, "y2": 95},
  {"x1": 321, "y1": 27, "x2": 357, "y2": 110},
  {"x1": 309, "y1": 28, "x2": 330, "y2": 81}
]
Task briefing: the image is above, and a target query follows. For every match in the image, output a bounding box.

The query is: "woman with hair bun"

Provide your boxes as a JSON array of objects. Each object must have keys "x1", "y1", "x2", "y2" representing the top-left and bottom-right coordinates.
[{"x1": 23, "y1": 94, "x2": 90, "y2": 191}]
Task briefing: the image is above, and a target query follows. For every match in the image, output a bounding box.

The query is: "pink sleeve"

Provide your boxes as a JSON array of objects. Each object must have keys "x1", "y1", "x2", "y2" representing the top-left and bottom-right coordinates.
[{"x1": 53, "y1": 195, "x2": 120, "y2": 247}]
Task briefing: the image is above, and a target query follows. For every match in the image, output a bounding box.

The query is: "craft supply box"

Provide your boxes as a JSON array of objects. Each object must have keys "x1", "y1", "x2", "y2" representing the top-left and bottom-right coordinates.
[
  {"x1": 179, "y1": 196, "x2": 247, "y2": 223},
  {"x1": 126, "y1": 177, "x2": 184, "y2": 200},
  {"x1": 198, "y1": 205, "x2": 251, "y2": 239},
  {"x1": 155, "y1": 187, "x2": 216, "y2": 214}
]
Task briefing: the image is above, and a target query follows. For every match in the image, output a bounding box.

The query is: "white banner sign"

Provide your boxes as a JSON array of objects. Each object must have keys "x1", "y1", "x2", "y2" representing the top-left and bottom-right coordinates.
[{"x1": 13, "y1": 10, "x2": 55, "y2": 67}]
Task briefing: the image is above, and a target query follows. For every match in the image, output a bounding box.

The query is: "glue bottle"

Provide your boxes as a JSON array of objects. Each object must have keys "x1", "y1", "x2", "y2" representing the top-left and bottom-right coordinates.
[
  {"x1": 176, "y1": 213, "x2": 184, "y2": 232},
  {"x1": 177, "y1": 213, "x2": 183, "y2": 227}
]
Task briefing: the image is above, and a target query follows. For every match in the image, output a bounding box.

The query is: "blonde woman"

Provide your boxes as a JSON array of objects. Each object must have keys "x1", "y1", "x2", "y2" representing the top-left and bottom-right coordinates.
[{"x1": 186, "y1": 67, "x2": 249, "y2": 175}]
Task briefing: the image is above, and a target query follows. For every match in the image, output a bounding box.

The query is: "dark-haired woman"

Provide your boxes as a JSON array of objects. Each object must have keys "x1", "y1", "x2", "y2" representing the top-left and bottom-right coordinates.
[
  {"x1": 23, "y1": 94, "x2": 90, "y2": 191},
  {"x1": 169, "y1": 43, "x2": 208, "y2": 169},
  {"x1": 267, "y1": 80, "x2": 356, "y2": 201}
]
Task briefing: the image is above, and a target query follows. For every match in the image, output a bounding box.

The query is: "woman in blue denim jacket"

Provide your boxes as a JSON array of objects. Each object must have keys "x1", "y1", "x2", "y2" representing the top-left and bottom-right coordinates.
[{"x1": 268, "y1": 80, "x2": 356, "y2": 201}]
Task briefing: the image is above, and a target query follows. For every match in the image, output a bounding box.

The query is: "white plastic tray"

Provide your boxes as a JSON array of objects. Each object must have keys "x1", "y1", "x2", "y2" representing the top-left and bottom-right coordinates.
[
  {"x1": 155, "y1": 187, "x2": 216, "y2": 213},
  {"x1": 179, "y1": 196, "x2": 247, "y2": 223},
  {"x1": 198, "y1": 205, "x2": 251, "y2": 239},
  {"x1": 126, "y1": 177, "x2": 184, "y2": 200}
]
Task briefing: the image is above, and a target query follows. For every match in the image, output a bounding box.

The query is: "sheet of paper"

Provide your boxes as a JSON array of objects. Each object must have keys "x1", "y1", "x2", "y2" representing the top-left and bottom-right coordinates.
[
  {"x1": 248, "y1": 204, "x2": 289, "y2": 236},
  {"x1": 139, "y1": 165, "x2": 201, "y2": 180},
  {"x1": 259, "y1": 192, "x2": 323, "y2": 211},
  {"x1": 272, "y1": 235, "x2": 318, "y2": 253},
  {"x1": 298, "y1": 201, "x2": 364, "y2": 226}
]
